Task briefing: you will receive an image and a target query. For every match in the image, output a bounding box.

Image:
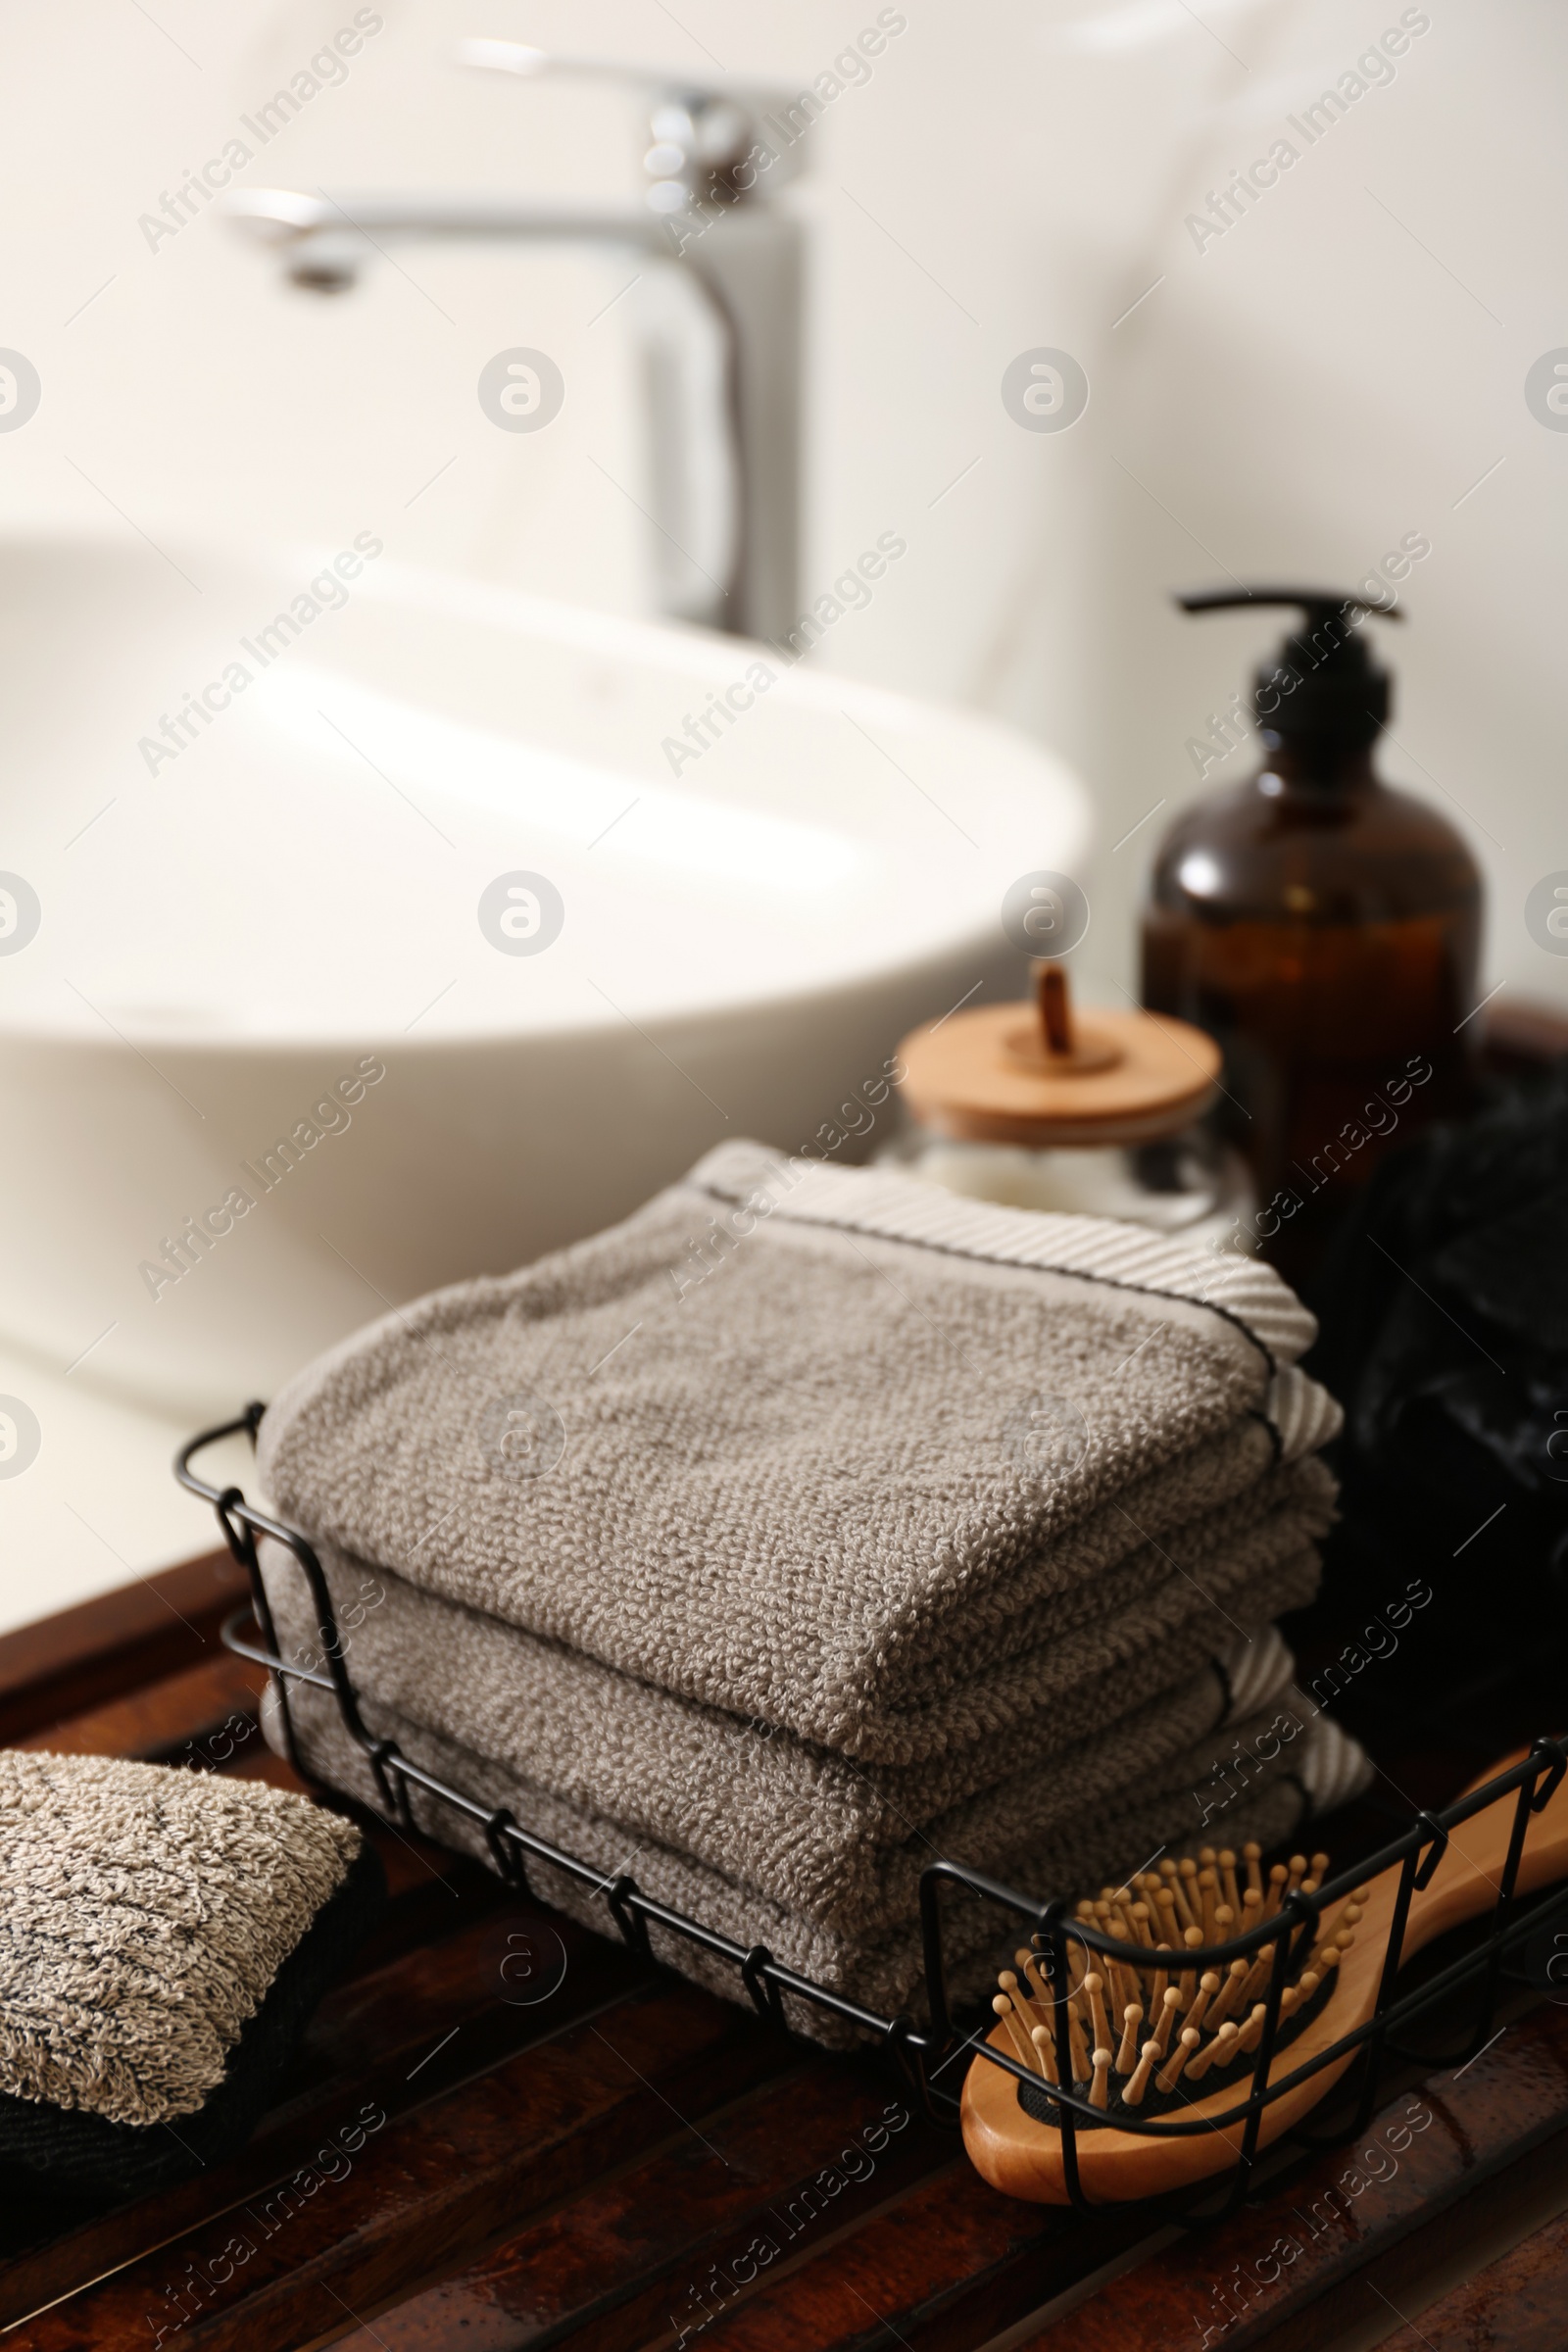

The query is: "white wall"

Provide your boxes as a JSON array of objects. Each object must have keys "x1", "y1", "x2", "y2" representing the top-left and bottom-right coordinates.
[{"x1": 1066, "y1": 0, "x2": 1568, "y2": 1017}]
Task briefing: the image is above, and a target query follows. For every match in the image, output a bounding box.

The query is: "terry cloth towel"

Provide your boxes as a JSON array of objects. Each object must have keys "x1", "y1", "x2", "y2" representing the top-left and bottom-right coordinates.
[
  {"x1": 0, "y1": 1749, "x2": 383, "y2": 2199},
  {"x1": 257, "y1": 1139, "x2": 1337, "y2": 1763},
  {"x1": 271, "y1": 1678, "x2": 1369, "y2": 2044},
  {"x1": 256, "y1": 1467, "x2": 1334, "y2": 1937},
  {"x1": 251, "y1": 1142, "x2": 1369, "y2": 2036}
]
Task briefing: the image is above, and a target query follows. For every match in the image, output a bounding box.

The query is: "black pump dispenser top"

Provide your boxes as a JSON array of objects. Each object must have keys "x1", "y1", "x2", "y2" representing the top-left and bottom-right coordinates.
[{"x1": 1177, "y1": 586, "x2": 1402, "y2": 752}]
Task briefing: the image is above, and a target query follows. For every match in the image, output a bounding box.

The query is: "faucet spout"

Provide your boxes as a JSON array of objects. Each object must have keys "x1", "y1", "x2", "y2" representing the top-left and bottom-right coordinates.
[
  {"x1": 228, "y1": 190, "x2": 669, "y2": 282},
  {"x1": 223, "y1": 43, "x2": 807, "y2": 645}
]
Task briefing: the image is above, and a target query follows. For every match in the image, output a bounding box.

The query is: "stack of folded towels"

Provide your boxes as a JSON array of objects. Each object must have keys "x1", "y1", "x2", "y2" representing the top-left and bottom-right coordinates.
[{"x1": 257, "y1": 1141, "x2": 1370, "y2": 2041}]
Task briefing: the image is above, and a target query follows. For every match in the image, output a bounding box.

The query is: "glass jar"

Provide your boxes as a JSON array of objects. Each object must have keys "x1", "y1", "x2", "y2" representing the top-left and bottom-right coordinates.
[{"x1": 882, "y1": 962, "x2": 1255, "y2": 1253}]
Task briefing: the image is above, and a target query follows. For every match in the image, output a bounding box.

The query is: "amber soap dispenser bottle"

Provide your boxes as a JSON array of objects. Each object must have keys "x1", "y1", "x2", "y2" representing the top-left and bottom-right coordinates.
[{"x1": 1141, "y1": 588, "x2": 1482, "y2": 1280}]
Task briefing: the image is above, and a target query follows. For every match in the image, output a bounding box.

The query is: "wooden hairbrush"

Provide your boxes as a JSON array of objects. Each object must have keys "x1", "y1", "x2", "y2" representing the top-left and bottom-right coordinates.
[{"x1": 961, "y1": 1749, "x2": 1568, "y2": 2203}]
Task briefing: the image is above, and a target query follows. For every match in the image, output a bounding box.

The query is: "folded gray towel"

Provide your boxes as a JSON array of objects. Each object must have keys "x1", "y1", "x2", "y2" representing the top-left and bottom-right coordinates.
[
  {"x1": 258, "y1": 1478, "x2": 1331, "y2": 1928},
  {"x1": 258, "y1": 1143, "x2": 1329, "y2": 1760},
  {"x1": 253, "y1": 1145, "x2": 1367, "y2": 2038},
  {"x1": 273, "y1": 1680, "x2": 1368, "y2": 2043}
]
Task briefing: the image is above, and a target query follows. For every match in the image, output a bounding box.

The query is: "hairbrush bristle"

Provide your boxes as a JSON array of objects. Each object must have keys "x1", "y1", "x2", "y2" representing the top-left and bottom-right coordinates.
[
  {"x1": 1122, "y1": 2037, "x2": 1158, "y2": 2106},
  {"x1": 1209, "y1": 1956, "x2": 1249, "y2": 2029},
  {"x1": 1085, "y1": 1972, "x2": 1112, "y2": 2055},
  {"x1": 994, "y1": 1990, "x2": 1034, "y2": 2071},
  {"x1": 1182, "y1": 2020, "x2": 1227, "y2": 2082},
  {"x1": 1114, "y1": 2001, "x2": 1143, "y2": 2073},
  {"x1": 1177, "y1": 1924, "x2": 1203, "y2": 2010},
  {"x1": 993, "y1": 1837, "x2": 1347, "y2": 2105},
  {"x1": 1186, "y1": 1970, "x2": 1219, "y2": 2036},
  {"x1": 1156, "y1": 2026, "x2": 1200, "y2": 2095},
  {"x1": 1235, "y1": 2002, "x2": 1269, "y2": 2055},
  {"x1": 1148, "y1": 1984, "x2": 1181, "y2": 2062},
  {"x1": 1031, "y1": 2022, "x2": 1059, "y2": 2084}
]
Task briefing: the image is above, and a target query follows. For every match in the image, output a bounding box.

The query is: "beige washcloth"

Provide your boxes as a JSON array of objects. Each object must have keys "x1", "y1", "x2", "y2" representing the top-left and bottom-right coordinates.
[{"x1": 0, "y1": 1750, "x2": 361, "y2": 2125}]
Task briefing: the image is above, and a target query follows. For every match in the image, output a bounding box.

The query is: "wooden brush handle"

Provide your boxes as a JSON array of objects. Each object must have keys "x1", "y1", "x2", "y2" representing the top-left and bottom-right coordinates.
[
  {"x1": 1396, "y1": 1744, "x2": 1568, "y2": 1959},
  {"x1": 961, "y1": 1745, "x2": 1568, "y2": 2204}
]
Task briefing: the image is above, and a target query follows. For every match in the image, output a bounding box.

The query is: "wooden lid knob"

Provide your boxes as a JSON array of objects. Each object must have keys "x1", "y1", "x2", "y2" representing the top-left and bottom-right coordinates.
[{"x1": 896, "y1": 962, "x2": 1221, "y2": 1147}]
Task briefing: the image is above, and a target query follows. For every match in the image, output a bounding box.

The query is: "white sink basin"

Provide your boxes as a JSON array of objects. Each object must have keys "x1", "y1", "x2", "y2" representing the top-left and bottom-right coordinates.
[{"x1": 0, "y1": 537, "x2": 1088, "y2": 1419}]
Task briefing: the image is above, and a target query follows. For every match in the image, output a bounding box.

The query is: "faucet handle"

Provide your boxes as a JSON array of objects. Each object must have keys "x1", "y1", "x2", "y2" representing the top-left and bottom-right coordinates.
[
  {"x1": 457, "y1": 39, "x2": 807, "y2": 204},
  {"x1": 457, "y1": 38, "x2": 793, "y2": 109}
]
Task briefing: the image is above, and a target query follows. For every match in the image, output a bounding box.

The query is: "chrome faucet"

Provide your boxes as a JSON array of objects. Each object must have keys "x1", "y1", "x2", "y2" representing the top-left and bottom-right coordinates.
[{"x1": 227, "y1": 42, "x2": 807, "y2": 643}]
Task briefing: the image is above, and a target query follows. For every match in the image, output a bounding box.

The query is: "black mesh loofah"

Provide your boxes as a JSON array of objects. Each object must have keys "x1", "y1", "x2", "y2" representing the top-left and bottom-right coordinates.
[{"x1": 1295, "y1": 1057, "x2": 1568, "y2": 1740}]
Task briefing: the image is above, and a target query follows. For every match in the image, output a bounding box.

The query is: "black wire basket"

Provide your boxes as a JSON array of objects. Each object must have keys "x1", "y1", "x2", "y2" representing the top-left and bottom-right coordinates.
[{"x1": 178, "y1": 1407, "x2": 1568, "y2": 2220}]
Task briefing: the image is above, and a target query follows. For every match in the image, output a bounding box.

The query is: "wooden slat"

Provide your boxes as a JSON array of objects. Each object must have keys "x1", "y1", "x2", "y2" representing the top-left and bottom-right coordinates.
[
  {"x1": 329, "y1": 2057, "x2": 952, "y2": 2352},
  {"x1": 20, "y1": 1981, "x2": 795, "y2": 2351},
  {"x1": 651, "y1": 2005, "x2": 1568, "y2": 2351},
  {"x1": 1016, "y1": 2002, "x2": 1568, "y2": 2351},
  {"x1": 0, "y1": 1549, "x2": 247, "y2": 1741},
  {"x1": 662, "y1": 2153, "x2": 1120, "y2": 2352},
  {"x1": 16, "y1": 1651, "x2": 266, "y2": 1757},
  {"x1": 1373, "y1": 2203, "x2": 1568, "y2": 2351}
]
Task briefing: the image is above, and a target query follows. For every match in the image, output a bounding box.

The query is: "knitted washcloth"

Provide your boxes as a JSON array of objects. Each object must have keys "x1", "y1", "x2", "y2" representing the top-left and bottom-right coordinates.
[
  {"x1": 257, "y1": 1142, "x2": 1328, "y2": 1761},
  {"x1": 0, "y1": 1750, "x2": 382, "y2": 2200}
]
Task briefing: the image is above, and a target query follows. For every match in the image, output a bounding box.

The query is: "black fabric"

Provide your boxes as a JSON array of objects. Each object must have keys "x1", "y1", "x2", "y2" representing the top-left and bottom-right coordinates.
[
  {"x1": 1288, "y1": 1058, "x2": 1568, "y2": 1740},
  {"x1": 0, "y1": 1835, "x2": 384, "y2": 2207}
]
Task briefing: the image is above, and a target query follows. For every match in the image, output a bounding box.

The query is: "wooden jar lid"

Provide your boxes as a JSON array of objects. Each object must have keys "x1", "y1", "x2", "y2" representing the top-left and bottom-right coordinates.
[{"x1": 897, "y1": 962, "x2": 1221, "y2": 1147}]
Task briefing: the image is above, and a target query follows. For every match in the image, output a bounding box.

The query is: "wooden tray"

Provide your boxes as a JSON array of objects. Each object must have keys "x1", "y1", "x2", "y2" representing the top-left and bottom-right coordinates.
[{"x1": 6, "y1": 1554, "x2": 1568, "y2": 2351}]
